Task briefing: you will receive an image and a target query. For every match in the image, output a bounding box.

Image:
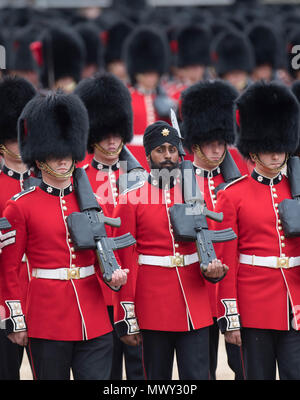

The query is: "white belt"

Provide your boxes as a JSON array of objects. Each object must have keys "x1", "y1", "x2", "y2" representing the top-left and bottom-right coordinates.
[
  {"x1": 32, "y1": 265, "x2": 95, "y2": 280},
  {"x1": 239, "y1": 254, "x2": 300, "y2": 269},
  {"x1": 138, "y1": 252, "x2": 199, "y2": 268}
]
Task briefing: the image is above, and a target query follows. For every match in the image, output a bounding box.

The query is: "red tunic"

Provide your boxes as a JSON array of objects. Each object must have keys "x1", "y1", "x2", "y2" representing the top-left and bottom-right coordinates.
[
  {"x1": 0, "y1": 182, "x2": 112, "y2": 341},
  {"x1": 214, "y1": 170, "x2": 300, "y2": 332},
  {"x1": 113, "y1": 177, "x2": 213, "y2": 334},
  {"x1": 0, "y1": 166, "x2": 32, "y2": 310}
]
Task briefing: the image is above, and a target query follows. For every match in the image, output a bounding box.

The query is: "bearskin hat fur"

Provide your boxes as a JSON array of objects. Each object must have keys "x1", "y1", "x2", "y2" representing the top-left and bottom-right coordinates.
[
  {"x1": 123, "y1": 25, "x2": 169, "y2": 84},
  {"x1": 211, "y1": 29, "x2": 254, "y2": 76},
  {"x1": 181, "y1": 80, "x2": 238, "y2": 151},
  {"x1": 235, "y1": 81, "x2": 299, "y2": 158},
  {"x1": 18, "y1": 91, "x2": 89, "y2": 166},
  {"x1": 104, "y1": 19, "x2": 134, "y2": 66},
  {"x1": 39, "y1": 25, "x2": 86, "y2": 89},
  {"x1": 0, "y1": 76, "x2": 36, "y2": 145},
  {"x1": 74, "y1": 73, "x2": 133, "y2": 152},
  {"x1": 246, "y1": 22, "x2": 281, "y2": 69},
  {"x1": 176, "y1": 25, "x2": 211, "y2": 68},
  {"x1": 75, "y1": 22, "x2": 103, "y2": 69}
]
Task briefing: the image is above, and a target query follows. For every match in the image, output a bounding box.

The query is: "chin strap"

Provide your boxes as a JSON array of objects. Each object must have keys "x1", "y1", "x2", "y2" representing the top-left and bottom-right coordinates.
[
  {"x1": 194, "y1": 144, "x2": 227, "y2": 168},
  {"x1": 250, "y1": 153, "x2": 288, "y2": 175},
  {"x1": 0, "y1": 144, "x2": 22, "y2": 160},
  {"x1": 38, "y1": 160, "x2": 75, "y2": 178},
  {"x1": 94, "y1": 141, "x2": 123, "y2": 157}
]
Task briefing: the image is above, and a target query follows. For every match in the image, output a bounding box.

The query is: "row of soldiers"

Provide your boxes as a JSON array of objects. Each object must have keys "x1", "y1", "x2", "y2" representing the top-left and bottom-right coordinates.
[{"x1": 1, "y1": 2, "x2": 300, "y2": 381}]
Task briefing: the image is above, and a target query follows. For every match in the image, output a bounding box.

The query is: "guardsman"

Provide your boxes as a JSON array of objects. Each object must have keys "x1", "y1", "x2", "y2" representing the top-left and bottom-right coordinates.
[
  {"x1": 210, "y1": 29, "x2": 254, "y2": 92},
  {"x1": 0, "y1": 76, "x2": 36, "y2": 380},
  {"x1": 123, "y1": 25, "x2": 173, "y2": 171},
  {"x1": 112, "y1": 120, "x2": 228, "y2": 380},
  {"x1": 74, "y1": 73, "x2": 144, "y2": 380},
  {"x1": 214, "y1": 81, "x2": 300, "y2": 380},
  {"x1": 181, "y1": 79, "x2": 245, "y2": 380},
  {"x1": 0, "y1": 91, "x2": 128, "y2": 380}
]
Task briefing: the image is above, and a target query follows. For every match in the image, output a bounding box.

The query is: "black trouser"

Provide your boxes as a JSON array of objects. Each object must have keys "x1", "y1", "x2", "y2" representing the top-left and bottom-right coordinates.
[
  {"x1": 28, "y1": 333, "x2": 113, "y2": 380},
  {"x1": 0, "y1": 329, "x2": 24, "y2": 380},
  {"x1": 107, "y1": 306, "x2": 144, "y2": 380},
  {"x1": 110, "y1": 329, "x2": 144, "y2": 380},
  {"x1": 141, "y1": 328, "x2": 209, "y2": 380},
  {"x1": 209, "y1": 318, "x2": 244, "y2": 380},
  {"x1": 241, "y1": 327, "x2": 300, "y2": 380}
]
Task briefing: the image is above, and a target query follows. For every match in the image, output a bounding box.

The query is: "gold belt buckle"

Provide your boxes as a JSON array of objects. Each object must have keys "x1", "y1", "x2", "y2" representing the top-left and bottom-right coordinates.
[
  {"x1": 170, "y1": 255, "x2": 184, "y2": 267},
  {"x1": 276, "y1": 257, "x2": 289, "y2": 269},
  {"x1": 67, "y1": 267, "x2": 81, "y2": 279}
]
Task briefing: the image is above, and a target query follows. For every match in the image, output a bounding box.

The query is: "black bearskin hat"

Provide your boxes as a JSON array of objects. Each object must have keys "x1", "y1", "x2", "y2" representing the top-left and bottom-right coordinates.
[
  {"x1": 181, "y1": 80, "x2": 238, "y2": 151},
  {"x1": 176, "y1": 24, "x2": 211, "y2": 68},
  {"x1": 8, "y1": 25, "x2": 39, "y2": 72},
  {"x1": 235, "y1": 81, "x2": 299, "y2": 158},
  {"x1": 74, "y1": 73, "x2": 133, "y2": 153},
  {"x1": 18, "y1": 91, "x2": 89, "y2": 167},
  {"x1": 75, "y1": 22, "x2": 103, "y2": 69},
  {"x1": 0, "y1": 76, "x2": 36, "y2": 145},
  {"x1": 123, "y1": 25, "x2": 169, "y2": 84},
  {"x1": 104, "y1": 19, "x2": 133, "y2": 66},
  {"x1": 210, "y1": 29, "x2": 254, "y2": 76},
  {"x1": 246, "y1": 22, "x2": 281, "y2": 69},
  {"x1": 37, "y1": 25, "x2": 86, "y2": 89}
]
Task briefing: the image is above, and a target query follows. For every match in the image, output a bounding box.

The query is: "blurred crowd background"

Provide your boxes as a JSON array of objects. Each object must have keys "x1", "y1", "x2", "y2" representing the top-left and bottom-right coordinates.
[
  {"x1": 2, "y1": 0, "x2": 300, "y2": 90},
  {"x1": 1, "y1": 0, "x2": 300, "y2": 168}
]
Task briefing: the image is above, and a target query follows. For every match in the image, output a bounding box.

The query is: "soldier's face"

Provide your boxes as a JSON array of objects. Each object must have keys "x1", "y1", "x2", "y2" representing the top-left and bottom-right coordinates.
[
  {"x1": 98, "y1": 133, "x2": 123, "y2": 154},
  {"x1": 254, "y1": 152, "x2": 286, "y2": 170},
  {"x1": 195, "y1": 140, "x2": 226, "y2": 162},
  {"x1": 3, "y1": 140, "x2": 20, "y2": 157},
  {"x1": 43, "y1": 156, "x2": 73, "y2": 175},
  {"x1": 135, "y1": 72, "x2": 159, "y2": 90},
  {"x1": 148, "y1": 143, "x2": 179, "y2": 171}
]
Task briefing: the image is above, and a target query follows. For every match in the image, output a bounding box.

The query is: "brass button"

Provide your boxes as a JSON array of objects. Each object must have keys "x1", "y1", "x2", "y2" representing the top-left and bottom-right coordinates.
[
  {"x1": 281, "y1": 243, "x2": 285, "y2": 248},
  {"x1": 72, "y1": 254, "x2": 76, "y2": 259}
]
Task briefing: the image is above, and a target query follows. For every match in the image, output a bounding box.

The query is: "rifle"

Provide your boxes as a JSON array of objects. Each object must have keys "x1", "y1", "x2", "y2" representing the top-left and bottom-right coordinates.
[
  {"x1": 66, "y1": 168, "x2": 136, "y2": 282},
  {"x1": 278, "y1": 156, "x2": 300, "y2": 237},
  {"x1": 117, "y1": 145, "x2": 148, "y2": 194},
  {"x1": 169, "y1": 109, "x2": 237, "y2": 273},
  {"x1": 169, "y1": 160, "x2": 237, "y2": 272}
]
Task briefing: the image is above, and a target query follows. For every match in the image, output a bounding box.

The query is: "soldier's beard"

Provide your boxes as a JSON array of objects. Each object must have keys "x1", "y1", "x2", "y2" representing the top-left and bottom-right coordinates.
[{"x1": 150, "y1": 158, "x2": 179, "y2": 173}]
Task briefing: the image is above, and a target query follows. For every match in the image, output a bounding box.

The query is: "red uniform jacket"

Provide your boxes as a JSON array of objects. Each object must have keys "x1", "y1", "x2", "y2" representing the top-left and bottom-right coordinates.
[
  {"x1": 0, "y1": 181, "x2": 113, "y2": 341},
  {"x1": 214, "y1": 170, "x2": 300, "y2": 332},
  {"x1": 0, "y1": 166, "x2": 32, "y2": 309},
  {"x1": 112, "y1": 176, "x2": 213, "y2": 336}
]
